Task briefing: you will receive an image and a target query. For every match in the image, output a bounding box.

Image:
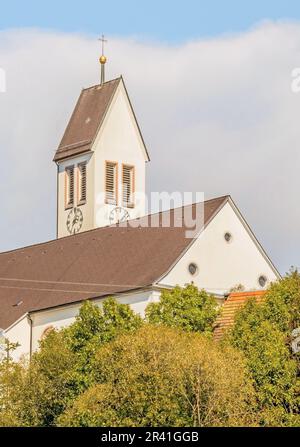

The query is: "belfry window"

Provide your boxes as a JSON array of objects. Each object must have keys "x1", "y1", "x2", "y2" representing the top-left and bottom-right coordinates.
[
  {"x1": 78, "y1": 162, "x2": 87, "y2": 205},
  {"x1": 122, "y1": 164, "x2": 135, "y2": 208},
  {"x1": 65, "y1": 166, "x2": 74, "y2": 209},
  {"x1": 105, "y1": 161, "x2": 118, "y2": 205}
]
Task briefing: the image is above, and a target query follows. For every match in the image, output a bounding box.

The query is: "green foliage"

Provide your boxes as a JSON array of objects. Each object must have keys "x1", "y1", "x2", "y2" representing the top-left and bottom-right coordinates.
[
  {"x1": 0, "y1": 338, "x2": 20, "y2": 363},
  {"x1": 1, "y1": 274, "x2": 299, "y2": 428},
  {"x1": 228, "y1": 270, "x2": 300, "y2": 426},
  {"x1": 67, "y1": 298, "x2": 143, "y2": 351},
  {"x1": 263, "y1": 269, "x2": 300, "y2": 333},
  {"x1": 146, "y1": 284, "x2": 219, "y2": 335},
  {"x1": 0, "y1": 360, "x2": 27, "y2": 426},
  {"x1": 59, "y1": 325, "x2": 254, "y2": 427},
  {"x1": 65, "y1": 298, "x2": 143, "y2": 391},
  {"x1": 0, "y1": 298, "x2": 143, "y2": 426},
  {"x1": 0, "y1": 329, "x2": 77, "y2": 426}
]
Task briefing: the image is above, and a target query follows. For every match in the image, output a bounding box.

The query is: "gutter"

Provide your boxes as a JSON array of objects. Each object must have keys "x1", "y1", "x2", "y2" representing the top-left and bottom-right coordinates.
[
  {"x1": 56, "y1": 163, "x2": 59, "y2": 239},
  {"x1": 153, "y1": 282, "x2": 226, "y2": 299},
  {"x1": 27, "y1": 313, "x2": 33, "y2": 360}
]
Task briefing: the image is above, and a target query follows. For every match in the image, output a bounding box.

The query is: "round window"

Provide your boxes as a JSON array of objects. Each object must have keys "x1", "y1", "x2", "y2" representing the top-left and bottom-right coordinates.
[
  {"x1": 258, "y1": 275, "x2": 267, "y2": 288},
  {"x1": 224, "y1": 232, "x2": 232, "y2": 243},
  {"x1": 188, "y1": 263, "x2": 198, "y2": 276}
]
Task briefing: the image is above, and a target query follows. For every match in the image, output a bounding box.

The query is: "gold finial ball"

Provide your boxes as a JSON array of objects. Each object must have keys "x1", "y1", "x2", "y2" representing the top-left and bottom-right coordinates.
[{"x1": 99, "y1": 55, "x2": 107, "y2": 64}]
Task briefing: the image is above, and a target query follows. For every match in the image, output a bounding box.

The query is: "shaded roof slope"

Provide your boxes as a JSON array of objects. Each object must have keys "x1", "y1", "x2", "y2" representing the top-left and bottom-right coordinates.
[
  {"x1": 0, "y1": 196, "x2": 228, "y2": 329},
  {"x1": 54, "y1": 78, "x2": 121, "y2": 162}
]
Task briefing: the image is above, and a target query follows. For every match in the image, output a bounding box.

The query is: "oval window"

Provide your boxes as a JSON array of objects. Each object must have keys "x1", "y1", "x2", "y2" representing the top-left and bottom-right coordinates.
[
  {"x1": 224, "y1": 232, "x2": 232, "y2": 243},
  {"x1": 188, "y1": 263, "x2": 198, "y2": 276},
  {"x1": 258, "y1": 275, "x2": 267, "y2": 288}
]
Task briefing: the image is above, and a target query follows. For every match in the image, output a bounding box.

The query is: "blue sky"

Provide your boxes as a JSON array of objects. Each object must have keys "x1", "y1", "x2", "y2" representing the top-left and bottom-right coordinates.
[{"x1": 1, "y1": 1, "x2": 300, "y2": 41}]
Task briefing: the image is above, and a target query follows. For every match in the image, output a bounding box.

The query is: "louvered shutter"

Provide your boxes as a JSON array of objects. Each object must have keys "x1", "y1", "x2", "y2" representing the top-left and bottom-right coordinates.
[
  {"x1": 78, "y1": 162, "x2": 87, "y2": 204},
  {"x1": 122, "y1": 165, "x2": 134, "y2": 207},
  {"x1": 65, "y1": 166, "x2": 74, "y2": 208},
  {"x1": 105, "y1": 162, "x2": 117, "y2": 205}
]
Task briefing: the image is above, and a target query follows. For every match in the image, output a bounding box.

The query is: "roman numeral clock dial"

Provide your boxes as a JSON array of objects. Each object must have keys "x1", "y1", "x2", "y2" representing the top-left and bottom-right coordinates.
[{"x1": 66, "y1": 207, "x2": 83, "y2": 234}]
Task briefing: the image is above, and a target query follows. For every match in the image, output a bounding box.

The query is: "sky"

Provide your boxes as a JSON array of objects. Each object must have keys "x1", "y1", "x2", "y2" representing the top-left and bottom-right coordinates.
[
  {"x1": 1, "y1": 2, "x2": 300, "y2": 275},
  {"x1": 2, "y1": 1, "x2": 300, "y2": 41}
]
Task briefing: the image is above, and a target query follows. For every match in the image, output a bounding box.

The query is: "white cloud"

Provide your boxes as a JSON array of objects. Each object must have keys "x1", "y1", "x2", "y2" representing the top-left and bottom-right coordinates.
[{"x1": 1, "y1": 23, "x2": 300, "y2": 273}]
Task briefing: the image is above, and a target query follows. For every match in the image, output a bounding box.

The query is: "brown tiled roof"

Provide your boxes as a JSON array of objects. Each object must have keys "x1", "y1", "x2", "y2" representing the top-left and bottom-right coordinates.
[
  {"x1": 0, "y1": 196, "x2": 228, "y2": 329},
  {"x1": 214, "y1": 291, "x2": 266, "y2": 341},
  {"x1": 53, "y1": 78, "x2": 121, "y2": 162}
]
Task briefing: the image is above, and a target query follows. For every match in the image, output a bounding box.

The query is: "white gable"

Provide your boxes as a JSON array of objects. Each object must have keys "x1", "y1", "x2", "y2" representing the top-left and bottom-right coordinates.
[
  {"x1": 158, "y1": 199, "x2": 280, "y2": 295},
  {"x1": 92, "y1": 79, "x2": 148, "y2": 227},
  {"x1": 92, "y1": 78, "x2": 149, "y2": 161}
]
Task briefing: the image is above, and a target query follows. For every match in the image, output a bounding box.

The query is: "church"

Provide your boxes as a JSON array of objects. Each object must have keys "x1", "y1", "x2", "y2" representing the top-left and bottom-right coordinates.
[{"x1": 0, "y1": 49, "x2": 280, "y2": 360}]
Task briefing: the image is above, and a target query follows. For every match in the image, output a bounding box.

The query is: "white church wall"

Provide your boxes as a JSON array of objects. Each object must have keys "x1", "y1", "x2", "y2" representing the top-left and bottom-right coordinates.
[
  {"x1": 57, "y1": 152, "x2": 94, "y2": 238},
  {"x1": 3, "y1": 288, "x2": 158, "y2": 362},
  {"x1": 93, "y1": 82, "x2": 147, "y2": 227},
  {"x1": 159, "y1": 201, "x2": 279, "y2": 294},
  {"x1": 4, "y1": 314, "x2": 31, "y2": 362}
]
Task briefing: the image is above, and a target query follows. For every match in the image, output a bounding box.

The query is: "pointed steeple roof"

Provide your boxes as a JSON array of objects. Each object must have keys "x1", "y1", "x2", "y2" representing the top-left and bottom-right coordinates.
[{"x1": 54, "y1": 77, "x2": 121, "y2": 162}]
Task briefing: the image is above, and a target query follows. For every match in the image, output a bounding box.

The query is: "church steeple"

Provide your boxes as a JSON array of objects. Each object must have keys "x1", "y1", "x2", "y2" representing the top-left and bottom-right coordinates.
[
  {"x1": 98, "y1": 34, "x2": 107, "y2": 85},
  {"x1": 54, "y1": 75, "x2": 150, "y2": 238}
]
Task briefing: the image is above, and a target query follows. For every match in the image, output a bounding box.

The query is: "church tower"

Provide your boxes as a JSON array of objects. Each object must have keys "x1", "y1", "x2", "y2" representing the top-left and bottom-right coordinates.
[{"x1": 53, "y1": 50, "x2": 149, "y2": 238}]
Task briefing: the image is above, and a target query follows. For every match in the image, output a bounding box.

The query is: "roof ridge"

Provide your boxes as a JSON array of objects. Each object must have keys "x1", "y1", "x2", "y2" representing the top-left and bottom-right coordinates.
[
  {"x1": 81, "y1": 77, "x2": 122, "y2": 92},
  {"x1": 0, "y1": 195, "x2": 230, "y2": 255}
]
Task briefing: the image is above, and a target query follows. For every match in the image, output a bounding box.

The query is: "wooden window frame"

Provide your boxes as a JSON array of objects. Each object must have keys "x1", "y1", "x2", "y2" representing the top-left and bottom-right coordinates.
[
  {"x1": 105, "y1": 161, "x2": 118, "y2": 206},
  {"x1": 65, "y1": 165, "x2": 75, "y2": 210},
  {"x1": 77, "y1": 162, "x2": 87, "y2": 206},
  {"x1": 122, "y1": 164, "x2": 135, "y2": 208}
]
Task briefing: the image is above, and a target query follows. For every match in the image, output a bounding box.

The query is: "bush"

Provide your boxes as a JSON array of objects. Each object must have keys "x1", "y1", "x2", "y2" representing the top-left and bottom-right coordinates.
[
  {"x1": 228, "y1": 271, "x2": 300, "y2": 426},
  {"x1": 59, "y1": 325, "x2": 254, "y2": 427},
  {"x1": 146, "y1": 284, "x2": 219, "y2": 335},
  {"x1": 0, "y1": 298, "x2": 143, "y2": 426}
]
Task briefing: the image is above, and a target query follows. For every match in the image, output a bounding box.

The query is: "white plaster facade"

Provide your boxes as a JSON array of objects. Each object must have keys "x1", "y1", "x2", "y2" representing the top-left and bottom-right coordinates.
[
  {"x1": 159, "y1": 199, "x2": 279, "y2": 294},
  {"x1": 4, "y1": 289, "x2": 161, "y2": 362}
]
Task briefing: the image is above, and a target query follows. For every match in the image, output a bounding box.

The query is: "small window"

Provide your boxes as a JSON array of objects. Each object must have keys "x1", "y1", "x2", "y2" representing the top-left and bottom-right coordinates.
[
  {"x1": 188, "y1": 263, "x2": 198, "y2": 276},
  {"x1": 122, "y1": 164, "x2": 135, "y2": 208},
  {"x1": 258, "y1": 275, "x2": 267, "y2": 288},
  {"x1": 78, "y1": 162, "x2": 87, "y2": 205},
  {"x1": 105, "y1": 161, "x2": 118, "y2": 205},
  {"x1": 65, "y1": 166, "x2": 74, "y2": 209},
  {"x1": 224, "y1": 232, "x2": 232, "y2": 243}
]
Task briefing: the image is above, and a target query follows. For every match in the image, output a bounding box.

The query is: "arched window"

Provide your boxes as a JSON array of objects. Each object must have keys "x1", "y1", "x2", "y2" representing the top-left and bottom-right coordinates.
[{"x1": 41, "y1": 326, "x2": 54, "y2": 340}]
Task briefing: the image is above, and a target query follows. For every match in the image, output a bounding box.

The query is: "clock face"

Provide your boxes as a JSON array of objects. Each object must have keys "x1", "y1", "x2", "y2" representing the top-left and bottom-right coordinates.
[
  {"x1": 66, "y1": 207, "x2": 83, "y2": 234},
  {"x1": 109, "y1": 207, "x2": 130, "y2": 225}
]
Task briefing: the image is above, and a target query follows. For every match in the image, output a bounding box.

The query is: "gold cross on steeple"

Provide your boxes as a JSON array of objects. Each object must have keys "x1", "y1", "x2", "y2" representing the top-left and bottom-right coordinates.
[
  {"x1": 99, "y1": 34, "x2": 107, "y2": 56},
  {"x1": 98, "y1": 34, "x2": 107, "y2": 85}
]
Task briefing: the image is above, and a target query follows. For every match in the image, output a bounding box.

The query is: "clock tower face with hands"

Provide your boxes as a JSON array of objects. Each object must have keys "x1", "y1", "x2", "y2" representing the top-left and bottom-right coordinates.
[{"x1": 54, "y1": 76, "x2": 149, "y2": 238}]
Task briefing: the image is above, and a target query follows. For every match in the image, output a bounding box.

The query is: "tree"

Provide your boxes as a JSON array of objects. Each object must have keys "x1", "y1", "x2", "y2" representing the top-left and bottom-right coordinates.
[
  {"x1": 0, "y1": 329, "x2": 77, "y2": 427},
  {"x1": 263, "y1": 269, "x2": 300, "y2": 334},
  {"x1": 59, "y1": 325, "x2": 254, "y2": 427},
  {"x1": 0, "y1": 298, "x2": 143, "y2": 426},
  {"x1": 228, "y1": 271, "x2": 300, "y2": 426},
  {"x1": 146, "y1": 284, "x2": 219, "y2": 335},
  {"x1": 65, "y1": 298, "x2": 143, "y2": 391}
]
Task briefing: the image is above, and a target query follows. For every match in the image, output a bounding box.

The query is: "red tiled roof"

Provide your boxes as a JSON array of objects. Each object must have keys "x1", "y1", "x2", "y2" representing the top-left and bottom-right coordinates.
[{"x1": 214, "y1": 291, "x2": 266, "y2": 340}]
